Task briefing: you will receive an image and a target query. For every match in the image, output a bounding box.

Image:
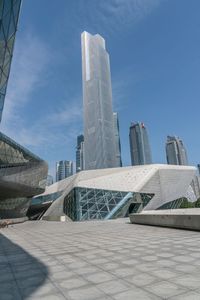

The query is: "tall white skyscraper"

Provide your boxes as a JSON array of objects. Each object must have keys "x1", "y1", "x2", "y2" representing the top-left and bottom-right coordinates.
[{"x1": 81, "y1": 31, "x2": 117, "y2": 170}]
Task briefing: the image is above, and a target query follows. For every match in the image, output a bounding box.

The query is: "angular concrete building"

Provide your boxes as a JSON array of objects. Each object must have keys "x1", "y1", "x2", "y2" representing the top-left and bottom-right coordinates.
[
  {"x1": 34, "y1": 164, "x2": 196, "y2": 221},
  {"x1": 0, "y1": 132, "x2": 48, "y2": 219}
]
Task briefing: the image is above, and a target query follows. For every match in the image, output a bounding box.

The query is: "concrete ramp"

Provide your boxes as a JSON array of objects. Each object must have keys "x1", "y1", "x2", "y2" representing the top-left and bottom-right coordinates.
[{"x1": 129, "y1": 208, "x2": 200, "y2": 231}]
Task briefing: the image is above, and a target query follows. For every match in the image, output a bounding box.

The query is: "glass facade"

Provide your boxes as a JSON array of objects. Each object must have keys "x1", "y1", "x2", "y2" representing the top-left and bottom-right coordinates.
[
  {"x1": 156, "y1": 198, "x2": 184, "y2": 210},
  {"x1": 31, "y1": 191, "x2": 63, "y2": 206},
  {"x1": 0, "y1": 131, "x2": 48, "y2": 218},
  {"x1": 81, "y1": 31, "x2": 117, "y2": 170},
  {"x1": 63, "y1": 186, "x2": 153, "y2": 221},
  {"x1": 27, "y1": 191, "x2": 63, "y2": 219},
  {"x1": 129, "y1": 122, "x2": 152, "y2": 166},
  {"x1": 0, "y1": 0, "x2": 21, "y2": 122}
]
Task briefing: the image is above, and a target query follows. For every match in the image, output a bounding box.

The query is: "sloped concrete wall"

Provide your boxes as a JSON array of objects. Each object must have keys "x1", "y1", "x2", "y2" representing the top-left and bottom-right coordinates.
[{"x1": 130, "y1": 209, "x2": 200, "y2": 231}]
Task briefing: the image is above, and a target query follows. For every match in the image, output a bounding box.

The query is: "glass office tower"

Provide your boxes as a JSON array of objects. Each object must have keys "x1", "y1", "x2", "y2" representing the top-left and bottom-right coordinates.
[
  {"x1": 0, "y1": 0, "x2": 21, "y2": 122},
  {"x1": 56, "y1": 160, "x2": 73, "y2": 182},
  {"x1": 76, "y1": 134, "x2": 84, "y2": 172},
  {"x1": 129, "y1": 122, "x2": 152, "y2": 166},
  {"x1": 113, "y1": 112, "x2": 122, "y2": 167},
  {"x1": 81, "y1": 31, "x2": 117, "y2": 170},
  {"x1": 166, "y1": 136, "x2": 188, "y2": 165}
]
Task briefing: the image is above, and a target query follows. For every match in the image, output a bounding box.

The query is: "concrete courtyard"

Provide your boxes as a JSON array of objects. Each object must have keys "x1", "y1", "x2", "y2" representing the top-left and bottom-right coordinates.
[{"x1": 1, "y1": 218, "x2": 200, "y2": 300}]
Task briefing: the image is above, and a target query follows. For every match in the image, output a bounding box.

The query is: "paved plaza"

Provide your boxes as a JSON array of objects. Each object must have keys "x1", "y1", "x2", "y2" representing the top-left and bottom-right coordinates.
[{"x1": 1, "y1": 219, "x2": 200, "y2": 300}]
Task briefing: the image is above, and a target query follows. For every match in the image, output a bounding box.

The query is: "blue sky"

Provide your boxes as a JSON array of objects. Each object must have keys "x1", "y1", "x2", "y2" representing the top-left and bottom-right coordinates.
[{"x1": 1, "y1": 0, "x2": 200, "y2": 177}]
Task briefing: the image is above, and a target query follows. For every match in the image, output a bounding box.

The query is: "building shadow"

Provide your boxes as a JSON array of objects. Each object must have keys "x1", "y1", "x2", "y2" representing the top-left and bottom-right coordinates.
[{"x1": 0, "y1": 232, "x2": 49, "y2": 299}]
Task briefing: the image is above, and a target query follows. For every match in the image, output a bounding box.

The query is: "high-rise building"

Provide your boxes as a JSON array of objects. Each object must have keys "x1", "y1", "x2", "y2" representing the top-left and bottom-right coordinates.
[
  {"x1": 81, "y1": 31, "x2": 117, "y2": 170},
  {"x1": 166, "y1": 136, "x2": 188, "y2": 165},
  {"x1": 197, "y1": 164, "x2": 200, "y2": 176},
  {"x1": 129, "y1": 122, "x2": 152, "y2": 166},
  {"x1": 113, "y1": 112, "x2": 122, "y2": 167},
  {"x1": 0, "y1": 0, "x2": 21, "y2": 123},
  {"x1": 76, "y1": 134, "x2": 84, "y2": 172},
  {"x1": 46, "y1": 175, "x2": 53, "y2": 186},
  {"x1": 56, "y1": 160, "x2": 73, "y2": 182}
]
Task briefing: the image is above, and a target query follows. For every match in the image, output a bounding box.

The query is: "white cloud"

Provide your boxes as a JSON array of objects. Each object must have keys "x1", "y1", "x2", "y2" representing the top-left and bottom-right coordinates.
[
  {"x1": 2, "y1": 97, "x2": 82, "y2": 149},
  {"x1": 75, "y1": 0, "x2": 163, "y2": 35},
  {"x1": 0, "y1": 31, "x2": 83, "y2": 159}
]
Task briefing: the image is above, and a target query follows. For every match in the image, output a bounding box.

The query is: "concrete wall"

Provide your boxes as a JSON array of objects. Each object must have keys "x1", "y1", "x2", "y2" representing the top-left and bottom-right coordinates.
[{"x1": 130, "y1": 209, "x2": 200, "y2": 231}]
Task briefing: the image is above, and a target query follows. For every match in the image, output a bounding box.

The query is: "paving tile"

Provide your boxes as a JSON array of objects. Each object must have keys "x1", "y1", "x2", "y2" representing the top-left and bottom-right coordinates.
[
  {"x1": 97, "y1": 279, "x2": 129, "y2": 295},
  {"x1": 170, "y1": 274, "x2": 200, "y2": 289},
  {"x1": 1, "y1": 218, "x2": 200, "y2": 300},
  {"x1": 173, "y1": 264, "x2": 199, "y2": 273},
  {"x1": 124, "y1": 272, "x2": 158, "y2": 287},
  {"x1": 144, "y1": 280, "x2": 188, "y2": 298},
  {"x1": 20, "y1": 281, "x2": 58, "y2": 297},
  {"x1": 110, "y1": 267, "x2": 138, "y2": 277},
  {"x1": 58, "y1": 276, "x2": 88, "y2": 290},
  {"x1": 86, "y1": 271, "x2": 115, "y2": 284},
  {"x1": 100, "y1": 262, "x2": 120, "y2": 271},
  {"x1": 169, "y1": 290, "x2": 200, "y2": 300},
  {"x1": 172, "y1": 255, "x2": 195, "y2": 263},
  {"x1": 151, "y1": 269, "x2": 182, "y2": 280},
  {"x1": 0, "y1": 291, "x2": 21, "y2": 300},
  {"x1": 68, "y1": 286, "x2": 105, "y2": 300},
  {"x1": 50, "y1": 270, "x2": 76, "y2": 280},
  {"x1": 112, "y1": 287, "x2": 161, "y2": 300},
  {"x1": 27, "y1": 294, "x2": 66, "y2": 300}
]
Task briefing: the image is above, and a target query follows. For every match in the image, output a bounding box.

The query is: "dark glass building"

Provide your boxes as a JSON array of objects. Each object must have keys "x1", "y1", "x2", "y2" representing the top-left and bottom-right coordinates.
[
  {"x1": 76, "y1": 134, "x2": 84, "y2": 172},
  {"x1": 166, "y1": 136, "x2": 188, "y2": 165},
  {"x1": 129, "y1": 122, "x2": 152, "y2": 166},
  {"x1": 0, "y1": 131, "x2": 48, "y2": 219},
  {"x1": 0, "y1": 0, "x2": 21, "y2": 122},
  {"x1": 113, "y1": 112, "x2": 122, "y2": 167}
]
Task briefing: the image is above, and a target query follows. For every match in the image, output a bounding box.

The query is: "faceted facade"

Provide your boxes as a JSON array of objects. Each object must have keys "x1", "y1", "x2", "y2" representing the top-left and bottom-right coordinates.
[
  {"x1": 81, "y1": 31, "x2": 117, "y2": 170},
  {"x1": 113, "y1": 112, "x2": 122, "y2": 167},
  {"x1": 35, "y1": 164, "x2": 196, "y2": 221},
  {"x1": 129, "y1": 122, "x2": 152, "y2": 166},
  {"x1": 0, "y1": 0, "x2": 21, "y2": 122},
  {"x1": 166, "y1": 135, "x2": 188, "y2": 165},
  {"x1": 0, "y1": 132, "x2": 48, "y2": 219}
]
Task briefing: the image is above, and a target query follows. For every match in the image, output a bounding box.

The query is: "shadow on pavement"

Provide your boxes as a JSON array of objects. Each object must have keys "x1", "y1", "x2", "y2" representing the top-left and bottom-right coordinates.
[{"x1": 0, "y1": 232, "x2": 48, "y2": 299}]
